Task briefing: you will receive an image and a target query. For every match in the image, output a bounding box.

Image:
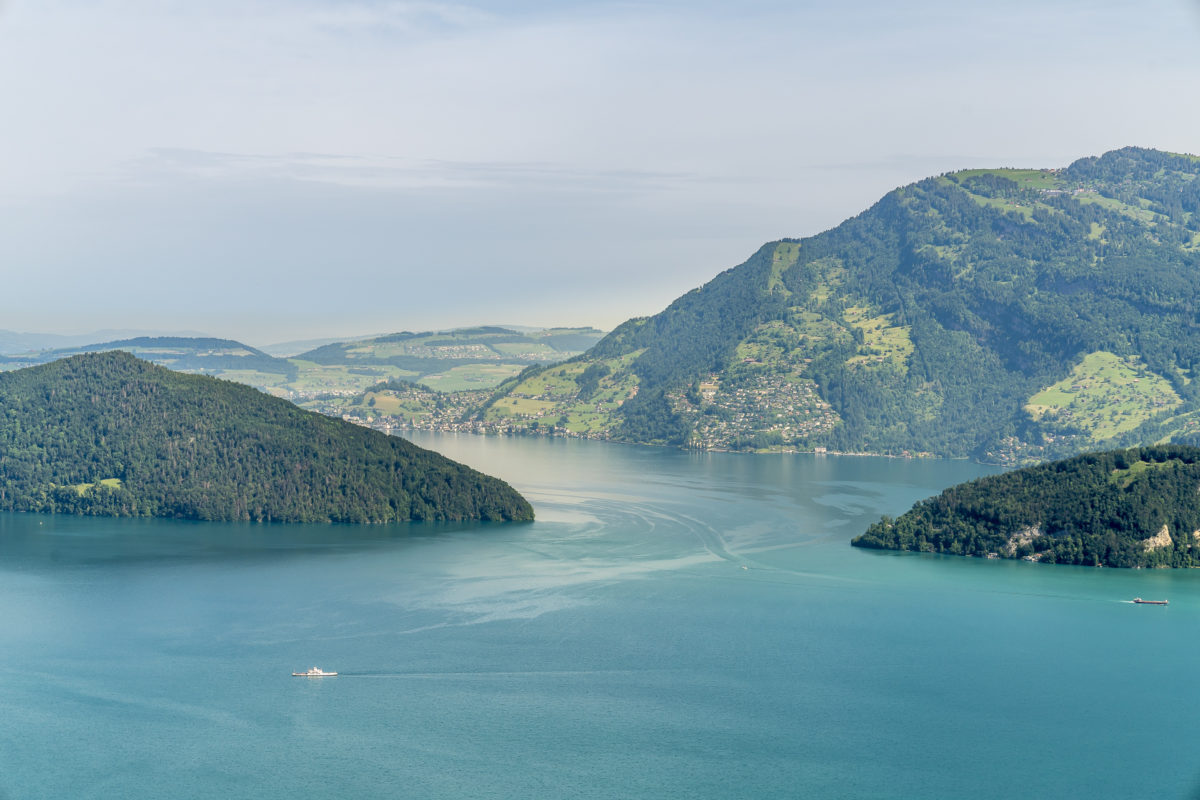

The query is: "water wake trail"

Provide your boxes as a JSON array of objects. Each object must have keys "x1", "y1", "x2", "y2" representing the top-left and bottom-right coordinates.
[{"x1": 329, "y1": 669, "x2": 672, "y2": 680}]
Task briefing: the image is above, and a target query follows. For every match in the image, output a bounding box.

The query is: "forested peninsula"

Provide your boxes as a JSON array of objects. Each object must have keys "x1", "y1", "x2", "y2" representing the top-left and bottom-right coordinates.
[
  {"x1": 0, "y1": 352, "x2": 533, "y2": 523},
  {"x1": 852, "y1": 445, "x2": 1200, "y2": 568}
]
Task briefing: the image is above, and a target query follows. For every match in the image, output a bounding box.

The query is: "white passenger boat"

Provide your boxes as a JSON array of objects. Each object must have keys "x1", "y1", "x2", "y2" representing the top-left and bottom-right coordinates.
[{"x1": 292, "y1": 666, "x2": 337, "y2": 676}]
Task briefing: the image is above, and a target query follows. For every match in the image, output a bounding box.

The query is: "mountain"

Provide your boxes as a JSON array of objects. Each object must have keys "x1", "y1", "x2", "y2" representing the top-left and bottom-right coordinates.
[
  {"x1": 852, "y1": 444, "x2": 1200, "y2": 568},
  {"x1": 476, "y1": 147, "x2": 1200, "y2": 463},
  {"x1": 0, "y1": 352, "x2": 533, "y2": 523}
]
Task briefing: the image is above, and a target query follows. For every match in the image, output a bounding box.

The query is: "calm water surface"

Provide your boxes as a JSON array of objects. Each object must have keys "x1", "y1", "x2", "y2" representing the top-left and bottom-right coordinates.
[{"x1": 1, "y1": 433, "x2": 1198, "y2": 799}]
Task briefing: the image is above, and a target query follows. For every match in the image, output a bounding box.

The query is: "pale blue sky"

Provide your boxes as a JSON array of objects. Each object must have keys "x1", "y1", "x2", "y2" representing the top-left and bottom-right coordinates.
[{"x1": 1, "y1": 0, "x2": 1197, "y2": 345}]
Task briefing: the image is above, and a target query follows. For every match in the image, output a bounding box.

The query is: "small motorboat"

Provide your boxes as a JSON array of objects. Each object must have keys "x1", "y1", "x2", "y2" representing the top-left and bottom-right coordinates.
[
  {"x1": 1132, "y1": 598, "x2": 1168, "y2": 605},
  {"x1": 292, "y1": 666, "x2": 338, "y2": 676}
]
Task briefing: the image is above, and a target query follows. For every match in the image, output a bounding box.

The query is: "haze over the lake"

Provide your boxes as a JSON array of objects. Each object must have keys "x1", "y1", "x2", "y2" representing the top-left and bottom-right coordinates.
[{"x1": 1, "y1": 0, "x2": 1197, "y2": 344}]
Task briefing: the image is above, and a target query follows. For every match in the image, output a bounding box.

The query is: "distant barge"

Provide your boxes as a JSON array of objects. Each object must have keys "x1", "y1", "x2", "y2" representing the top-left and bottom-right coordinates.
[{"x1": 1132, "y1": 598, "x2": 1168, "y2": 606}]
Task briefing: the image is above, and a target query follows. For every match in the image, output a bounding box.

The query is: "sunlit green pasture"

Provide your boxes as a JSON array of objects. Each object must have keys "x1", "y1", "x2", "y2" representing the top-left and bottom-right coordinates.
[
  {"x1": 1074, "y1": 193, "x2": 1157, "y2": 223},
  {"x1": 952, "y1": 168, "x2": 1065, "y2": 190},
  {"x1": 419, "y1": 363, "x2": 527, "y2": 392},
  {"x1": 843, "y1": 307, "x2": 913, "y2": 366},
  {"x1": 1025, "y1": 351, "x2": 1181, "y2": 441},
  {"x1": 71, "y1": 477, "x2": 122, "y2": 495}
]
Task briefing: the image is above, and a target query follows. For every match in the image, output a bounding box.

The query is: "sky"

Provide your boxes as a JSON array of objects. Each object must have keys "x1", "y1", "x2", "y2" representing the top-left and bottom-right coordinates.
[{"x1": 0, "y1": 0, "x2": 1198, "y2": 346}]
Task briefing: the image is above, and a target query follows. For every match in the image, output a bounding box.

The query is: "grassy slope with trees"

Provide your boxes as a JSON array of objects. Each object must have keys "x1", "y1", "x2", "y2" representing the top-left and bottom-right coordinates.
[
  {"x1": 851, "y1": 444, "x2": 1200, "y2": 568},
  {"x1": 0, "y1": 352, "x2": 533, "y2": 523},
  {"x1": 478, "y1": 147, "x2": 1200, "y2": 463},
  {"x1": 294, "y1": 326, "x2": 605, "y2": 392}
]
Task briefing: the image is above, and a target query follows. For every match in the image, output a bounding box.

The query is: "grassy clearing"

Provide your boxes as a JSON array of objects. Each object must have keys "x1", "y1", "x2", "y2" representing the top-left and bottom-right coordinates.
[
  {"x1": 516, "y1": 362, "x2": 592, "y2": 397},
  {"x1": 768, "y1": 242, "x2": 801, "y2": 295},
  {"x1": 1074, "y1": 193, "x2": 1157, "y2": 224},
  {"x1": 843, "y1": 307, "x2": 914, "y2": 366},
  {"x1": 962, "y1": 193, "x2": 1035, "y2": 218},
  {"x1": 287, "y1": 362, "x2": 418, "y2": 393},
  {"x1": 1107, "y1": 458, "x2": 1184, "y2": 488},
  {"x1": 420, "y1": 363, "x2": 526, "y2": 392},
  {"x1": 360, "y1": 392, "x2": 409, "y2": 416},
  {"x1": 72, "y1": 477, "x2": 122, "y2": 495},
  {"x1": 490, "y1": 342, "x2": 557, "y2": 357},
  {"x1": 1025, "y1": 351, "x2": 1182, "y2": 441},
  {"x1": 490, "y1": 397, "x2": 559, "y2": 418},
  {"x1": 355, "y1": 390, "x2": 447, "y2": 420},
  {"x1": 953, "y1": 168, "x2": 1065, "y2": 190}
]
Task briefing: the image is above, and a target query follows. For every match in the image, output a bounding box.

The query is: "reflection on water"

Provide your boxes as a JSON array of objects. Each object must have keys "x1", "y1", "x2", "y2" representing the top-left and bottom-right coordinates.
[
  {"x1": 0, "y1": 512, "x2": 493, "y2": 568},
  {"x1": 1, "y1": 434, "x2": 1197, "y2": 799}
]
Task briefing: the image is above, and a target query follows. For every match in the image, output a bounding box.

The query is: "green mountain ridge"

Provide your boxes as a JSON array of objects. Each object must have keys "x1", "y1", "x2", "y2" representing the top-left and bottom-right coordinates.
[
  {"x1": 296, "y1": 326, "x2": 605, "y2": 392},
  {"x1": 0, "y1": 352, "x2": 533, "y2": 523},
  {"x1": 0, "y1": 326, "x2": 607, "y2": 399},
  {"x1": 851, "y1": 444, "x2": 1200, "y2": 568},
  {"x1": 476, "y1": 147, "x2": 1200, "y2": 463}
]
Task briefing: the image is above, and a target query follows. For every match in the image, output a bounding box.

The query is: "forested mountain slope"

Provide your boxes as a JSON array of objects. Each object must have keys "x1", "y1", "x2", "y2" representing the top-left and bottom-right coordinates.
[
  {"x1": 478, "y1": 147, "x2": 1200, "y2": 463},
  {"x1": 0, "y1": 352, "x2": 533, "y2": 523},
  {"x1": 852, "y1": 444, "x2": 1200, "y2": 568}
]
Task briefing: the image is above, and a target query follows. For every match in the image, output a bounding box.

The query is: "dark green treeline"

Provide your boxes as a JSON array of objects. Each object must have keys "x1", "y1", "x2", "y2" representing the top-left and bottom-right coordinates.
[
  {"x1": 0, "y1": 352, "x2": 533, "y2": 523},
  {"x1": 853, "y1": 445, "x2": 1200, "y2": 567}
]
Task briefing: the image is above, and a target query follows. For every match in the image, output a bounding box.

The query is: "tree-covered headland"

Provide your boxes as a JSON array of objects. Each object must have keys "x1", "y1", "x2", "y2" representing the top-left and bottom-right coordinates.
[
  {"x1": 0, "y1": 352, "x2": 533, "y2": 523},
  {"x1": 852, "y1": 445, "x2": 1200, "y2": 568}
]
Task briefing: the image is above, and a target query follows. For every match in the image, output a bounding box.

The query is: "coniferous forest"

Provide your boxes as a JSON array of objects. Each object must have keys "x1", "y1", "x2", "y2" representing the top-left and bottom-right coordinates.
[
  {"x1": 0, "y1": 352, "x2": 533, "y2": 523},
  {"x1": 852, "y1": 444, "x2": 1200, "y2": 568}
]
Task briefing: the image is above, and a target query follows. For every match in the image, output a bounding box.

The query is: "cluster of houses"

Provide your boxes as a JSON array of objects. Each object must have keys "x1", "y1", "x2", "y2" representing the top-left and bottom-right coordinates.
[{"x1": 672, "y1": 371, "x2": 839, "y2": 451}]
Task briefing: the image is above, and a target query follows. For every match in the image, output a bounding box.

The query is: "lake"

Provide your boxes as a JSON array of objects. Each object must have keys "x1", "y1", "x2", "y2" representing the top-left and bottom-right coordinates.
[{"x1": 1, "y1": 432, "x2": 1197, "y2": 799}]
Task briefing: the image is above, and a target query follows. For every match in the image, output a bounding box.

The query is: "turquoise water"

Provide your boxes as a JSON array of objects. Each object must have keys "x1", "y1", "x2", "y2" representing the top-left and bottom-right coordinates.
[{"x1": 2, "y1": 433, "x2": 1199, "y2": 799}]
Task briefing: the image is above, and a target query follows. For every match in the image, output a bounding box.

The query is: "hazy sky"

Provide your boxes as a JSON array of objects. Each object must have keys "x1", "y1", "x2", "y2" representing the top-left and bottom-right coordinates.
[{"x1": 1, "y1": 0, "x2": 1197, "y2": 345}]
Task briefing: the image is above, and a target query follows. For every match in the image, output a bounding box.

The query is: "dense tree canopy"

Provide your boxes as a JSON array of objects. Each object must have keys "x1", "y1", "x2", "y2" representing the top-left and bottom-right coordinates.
[
  {"x1": 0, "y1": 352, "x2": 533, "y2": 523},
  {"x1": 852, "y1": 445, "x2": 1200, "y2": 568}
]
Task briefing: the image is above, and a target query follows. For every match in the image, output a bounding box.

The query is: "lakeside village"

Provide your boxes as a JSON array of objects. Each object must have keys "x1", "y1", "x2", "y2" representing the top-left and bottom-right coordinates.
[{"x1": 305, "y1": 370, "x2": 929, "y2": 457}]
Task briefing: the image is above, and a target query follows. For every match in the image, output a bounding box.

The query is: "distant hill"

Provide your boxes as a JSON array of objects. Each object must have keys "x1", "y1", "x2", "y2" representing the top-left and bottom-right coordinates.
[
  {"x1": 852, "y1": 444, "x2": 1200, "y2": 568},
  {"x1": 296, "y1": 326, "x2": 607, "y2": 392},
  {"x1": 79, "y1": 337, "x2": 297, "y2": 377},
  {"x1": 258, "y1": 335, "x2": 380, "y2": 357},
  {"x1": 477, "y1": 147, "x2": 1200, "y2": 463},
  {"x1": 0, "y1": 326, "x2": 606, "y2": 400},
  {"x1": 0, "y1": 352, "x2": 533, "y2": 523},
  {"x1": 0, "y1": 336, "x2": 295, "y2": 376},
  {"x1": 0, "y1": 329, "x2": 210, "y2": 355}
]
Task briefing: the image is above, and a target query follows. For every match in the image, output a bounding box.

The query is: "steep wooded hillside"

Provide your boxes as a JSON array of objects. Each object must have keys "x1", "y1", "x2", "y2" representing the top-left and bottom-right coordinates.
[
  {"x1": 478, "y1": 147, "x2": 1200, "y2": 463},
  {"x1": 0, "y1": 352, "x2": 533, "y2": 523}
]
